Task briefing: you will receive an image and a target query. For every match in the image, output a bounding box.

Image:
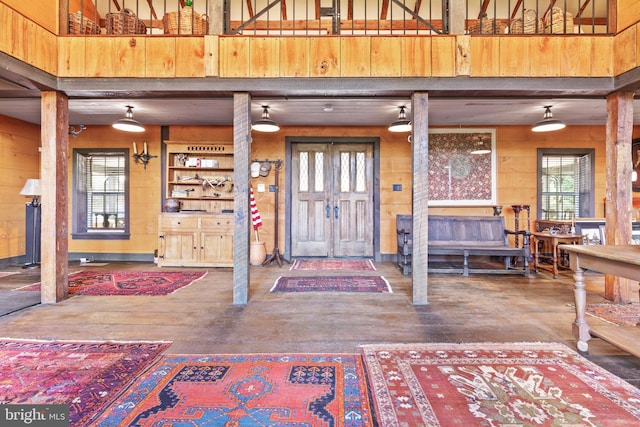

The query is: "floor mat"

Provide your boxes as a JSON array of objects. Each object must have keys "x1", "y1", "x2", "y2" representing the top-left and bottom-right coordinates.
[
  {"x1": 270, "y1": 275, "x2": 392, "y2": 293},
  {"x1": 93, "y1": 353, "x2": 374, "y2": 426},
  {"x1": 0, "y1": 338, "x2": 170, "y2": 427},
  {"x1": 289, "y1": 259, "x2": 376, "y2": 271},
  {"x1": 14, "y1": 270, "x2": 207, "y2": 296},
  {"x1": 361, "y1": 342, "x2": 640, "y2": 426}
]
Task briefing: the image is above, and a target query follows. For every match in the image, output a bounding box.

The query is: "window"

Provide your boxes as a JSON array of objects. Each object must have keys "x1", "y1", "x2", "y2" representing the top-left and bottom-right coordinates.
[
  {"x1": 537, "y1": 149, "x2": 594, "y2": 220},
  {"x1": 72, "y1": 149, "x2": 130, "y2": 240}
]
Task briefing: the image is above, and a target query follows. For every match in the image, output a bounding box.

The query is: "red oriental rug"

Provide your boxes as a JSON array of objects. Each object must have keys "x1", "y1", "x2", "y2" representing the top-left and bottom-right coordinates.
[
  {"x1": 93, "y1": 353, "x2": 374, "y2": 426},
  {"x1": 0, "y1": 338, "x2": 170, "y2": 427},
  {"x1": 362, "y1": 342, "x2": 640, "y2": 427},
  {"x1": 270, "y1": 275, "x2": 392, "y2": 293},
  {"x1": 585, "y1": 303, "x2": 640, "y2": 327},
  {"x1": 290, "y1": 259, "x2": 376, "y2": 271},
  {"x1": 15, "y1": 270, "x2": 206, "y2": 296}
]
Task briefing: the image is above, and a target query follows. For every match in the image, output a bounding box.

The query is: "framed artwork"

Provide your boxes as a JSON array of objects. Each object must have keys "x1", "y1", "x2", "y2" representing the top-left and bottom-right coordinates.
[
  {"x1": 428, "y1": 129, "x2": 497, "y2": 206},
  {"x1": 633, "y1": 138, "x2": 640, "y2": 192}
]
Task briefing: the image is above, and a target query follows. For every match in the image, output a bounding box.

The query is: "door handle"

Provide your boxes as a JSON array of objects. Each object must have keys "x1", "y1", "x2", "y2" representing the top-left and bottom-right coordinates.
[
  {"x1": 334, "y1": 205, "x2": 339, "y2": 219},
  {"x1": 326, "y1": 204, "x2": 330, "y2": 218}
]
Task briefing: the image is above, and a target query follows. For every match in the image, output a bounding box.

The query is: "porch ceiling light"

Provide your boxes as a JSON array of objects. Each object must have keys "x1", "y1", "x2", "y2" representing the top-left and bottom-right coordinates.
[
  {"x1": 532, "y1": 105, "x2": 565, "y2": 132},
  {"x1": 389, "y1": 106, "x2": 412, "y2": 133},
  {"x1": 112, "y1": 106, "x2": 145, "y2": 133},
  {"x1": 252, "y1": 106, "x2": 280, "y2": 133}
]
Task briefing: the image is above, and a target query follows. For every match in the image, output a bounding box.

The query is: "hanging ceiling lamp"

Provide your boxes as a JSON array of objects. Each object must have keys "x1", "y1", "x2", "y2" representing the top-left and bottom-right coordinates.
[
  {"x1": 388, "y1": 106, "x2": 412, "y2": 133},
  {"x1": 470, "y1": 136, "x2": 491, "y2": 155},
  {"x1": 532, "y1": 105, "x2": 565, "y2": 132},
  {"x1": 112, "y1": 106, "x2": 145, "y2": 133},
  {"x1": 252, "y1": 106, "x2": 280, "y2": 133}
]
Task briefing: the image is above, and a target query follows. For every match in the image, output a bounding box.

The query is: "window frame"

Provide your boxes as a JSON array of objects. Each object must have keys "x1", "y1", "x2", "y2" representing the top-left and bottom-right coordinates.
[
  {"x1": 71, "y1": 148, "x2": 131, "y2": 240},
  {"x1": 536, "y1": 148, "x2": 595, "y2": 220}
]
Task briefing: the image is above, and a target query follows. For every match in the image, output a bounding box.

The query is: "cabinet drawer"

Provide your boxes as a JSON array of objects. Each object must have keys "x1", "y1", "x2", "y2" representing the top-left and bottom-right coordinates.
[
  {"x1": 160, "y1": 215, "x2": 199, "y2": 229},
  {"x1": 201, "y1": 216, "x2": 234, "y2": 229}
]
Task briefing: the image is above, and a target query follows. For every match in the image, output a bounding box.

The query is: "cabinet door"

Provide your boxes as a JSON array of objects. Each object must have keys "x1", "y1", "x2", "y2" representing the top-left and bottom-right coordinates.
[
  {"x1": 200, "y1": 231, "x2": 233, "y2": 266},
  {"x1": 161, "y1": 232, "x2": 198, "y2": 266}
]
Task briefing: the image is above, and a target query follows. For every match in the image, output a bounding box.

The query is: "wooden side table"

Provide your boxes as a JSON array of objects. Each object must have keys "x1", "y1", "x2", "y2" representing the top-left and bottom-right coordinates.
[{"x1": 531, "y1": 231, "x2": 583, "y2": 278}]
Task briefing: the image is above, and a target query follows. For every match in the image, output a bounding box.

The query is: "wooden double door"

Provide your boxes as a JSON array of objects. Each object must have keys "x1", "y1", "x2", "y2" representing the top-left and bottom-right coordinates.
[{"x1": 291, "y1": 142, "x2": 374, "y2": 258}]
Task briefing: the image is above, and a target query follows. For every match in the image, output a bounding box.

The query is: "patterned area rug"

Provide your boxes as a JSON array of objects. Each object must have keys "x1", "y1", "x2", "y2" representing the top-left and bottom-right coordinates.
[
  {"x1": 585, "y1": 303, "x2": 640, "y2": 327},
  {"x1": 0, "y1": 338, "x2": 170, "y2": 427},
  {"x1": 15, "y1": 270, "x2": 206, "y2": 296},
  {"x1": 362, "y1": 342, "x2": 640, "y2": 426},
  {"x1": 94, "y1": 353, "x2": 374, "y2": 426},
  {"x1": 271, "y1": 275, "x2": 392, "y2": 293},
  {"x1": 290, "y1": 259, "x2": 376, "y2": 271}
]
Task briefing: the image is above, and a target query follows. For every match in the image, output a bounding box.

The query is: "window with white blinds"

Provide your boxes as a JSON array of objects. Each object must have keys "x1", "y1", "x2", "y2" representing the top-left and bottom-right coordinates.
[
  {"x1": 537, "y1": 149, "x2": 594, "y2": 220},
  {"x1": 72, "y1": 149, "x2": 130, "y2": 240}
]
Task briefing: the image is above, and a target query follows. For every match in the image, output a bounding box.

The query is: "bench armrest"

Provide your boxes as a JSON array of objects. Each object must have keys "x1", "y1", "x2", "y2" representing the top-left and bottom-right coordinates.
[{"x1": 504, "y1": 229, "x2": 531, "y2": 248}]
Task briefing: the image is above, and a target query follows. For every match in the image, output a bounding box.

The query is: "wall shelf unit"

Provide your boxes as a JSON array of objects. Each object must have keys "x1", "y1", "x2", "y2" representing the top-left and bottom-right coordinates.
[{"x1": 158, "y1": 140, "x2": 234, "y2": 267}]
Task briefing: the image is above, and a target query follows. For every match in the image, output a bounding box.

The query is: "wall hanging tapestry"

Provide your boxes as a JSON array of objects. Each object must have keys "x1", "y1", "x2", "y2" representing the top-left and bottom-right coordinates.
[
  {"x1": 93, "y1": 353, "x2": 374, "y2": 426},
  {"x1": 361, "y1": 342, "x2": 640, "y2": 426},
  {"x1": 270, "y1": 275, "x2": 391, "y2": 293},
  {"x1": 15, "y1": 270, "x2": 206, "y2": 296},
  {"x1": 290, "y1": 259, "x2": 376, "y2": 271},
  {"x1": 0, "y1": 338, "x2": 170, "y2": 427}
]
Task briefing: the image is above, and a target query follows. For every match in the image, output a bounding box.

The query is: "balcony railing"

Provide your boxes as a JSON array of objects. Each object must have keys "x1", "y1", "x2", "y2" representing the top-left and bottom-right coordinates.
[{"x1": 66, "y1": 0, "x2": 610, "y2": 36}]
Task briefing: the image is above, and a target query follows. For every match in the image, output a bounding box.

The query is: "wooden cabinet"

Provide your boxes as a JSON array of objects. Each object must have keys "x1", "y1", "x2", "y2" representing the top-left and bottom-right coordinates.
[
  {"x1": 158, "y1": 213, "x2": 234, "y2": 267},
  {"x1": 158, "y1": 141, "x2": 234, "y2": 267}
]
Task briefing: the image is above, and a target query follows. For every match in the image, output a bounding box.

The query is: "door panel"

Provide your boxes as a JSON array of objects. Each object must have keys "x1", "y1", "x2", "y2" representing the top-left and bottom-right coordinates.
[{"x1": 291, "y1": 142, "x2": 373, "y2": 258}]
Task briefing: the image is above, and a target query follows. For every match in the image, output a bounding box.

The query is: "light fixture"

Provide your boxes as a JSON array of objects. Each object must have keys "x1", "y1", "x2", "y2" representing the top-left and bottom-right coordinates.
[
  {"x1": 19, "y1": 179, "x2": 41, "y2": 269},
  {"x1": 112, "y1": 105, "x2": 145, "y2": 133},
  {"x1": 389, "y1": 106, "x2": 412, "y2": 133},
  {"x1": 252, "y1": 106, "x2": 280, "y2": 133},
  {"x1": 470, "y1": 136, "x2": 491, "y2": 155},
  {"x1": 532, "y1": 105, "x2": 565, "y2": 132}
]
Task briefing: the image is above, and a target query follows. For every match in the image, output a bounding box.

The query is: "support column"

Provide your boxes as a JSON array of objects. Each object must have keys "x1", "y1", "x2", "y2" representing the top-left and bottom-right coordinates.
[
  {"x1": 233, "y1": 93, "x2": 251, "y2": 305},
  {"x1": 40, "y1": 92, "x2": 69, "y2": 304},
  {"x1": 605, "y1": 91, "x2": 635, "y2": 303},
  {"x1": 412, "y1": 92, "x2": 429, "y2": 305}
]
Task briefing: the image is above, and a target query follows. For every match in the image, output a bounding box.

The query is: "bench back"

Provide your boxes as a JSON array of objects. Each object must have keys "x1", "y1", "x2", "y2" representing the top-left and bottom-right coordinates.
[{"x1": 429, "y1": 215, "x2": 509, "y2": 247}]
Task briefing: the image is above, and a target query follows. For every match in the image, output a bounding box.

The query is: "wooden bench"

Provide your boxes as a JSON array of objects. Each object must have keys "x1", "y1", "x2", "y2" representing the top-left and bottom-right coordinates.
[{"x1": 397, "y1": 215, "x2": 530, "y2": 276}]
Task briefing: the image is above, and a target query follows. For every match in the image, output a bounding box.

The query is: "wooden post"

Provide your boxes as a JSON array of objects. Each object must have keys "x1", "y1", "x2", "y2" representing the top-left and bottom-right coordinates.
[
  {"x1": 209, "y1": 0, "x2": 224, "y2": 35},
  {"x1": 40, "y1": 92, "x2": 69, "y2": 304},
  {"x1": 233, "y1": 92, "x2": 251, "y2": 305},
  {"x1": 449, "y1": 0, "x2": 466, "y2": 35},
  {"x1": 604, "y1": 91, "x2": 635, "y2": 303},
  {"x1": 412, "y1": 92, "x2": 429, "y2": 305}
]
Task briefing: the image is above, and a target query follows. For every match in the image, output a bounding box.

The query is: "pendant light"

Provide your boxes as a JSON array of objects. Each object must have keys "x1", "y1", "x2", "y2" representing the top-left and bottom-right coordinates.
[
  {"x1": 252, "y1": 106, "x2": 280, "y2": 133},
  {"x1": 532, "y1": 105, "x2": 565, "y2": 132},
  {"x1": 112, "y1": 106, "x2": 145, "y2": 133},
  {"x1": 388, "y1": 106, "x2": 412, "y2": 133}
]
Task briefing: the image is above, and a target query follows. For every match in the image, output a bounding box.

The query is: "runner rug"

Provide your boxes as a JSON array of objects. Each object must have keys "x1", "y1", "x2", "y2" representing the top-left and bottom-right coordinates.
[
  {"x1": 290, "y1": 259, "x2": 376, "y2": 271},
  {"x1": 93, "y1": 353, "x2": 374, "y2": 426},
  {"x1": 271, "y1": 275, "x2": 392, "y2": 293},
  {"x1": 15, "y1": 270, "x2": 206, "y2": 296},
  {"x1": 0, "y1": 338, "x2": 170, "y2": 427},
  {"x1": 361, "y1": 342, "x2": 640, "y2": 426}
]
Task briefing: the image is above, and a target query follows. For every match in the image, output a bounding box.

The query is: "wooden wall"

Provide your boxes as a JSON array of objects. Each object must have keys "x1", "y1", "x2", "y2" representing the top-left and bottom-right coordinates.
[
  {"x1": 617, "y1": 0, "x2": 640, "y2": 33},
  {"x1": 0, "y1": 0, "x2": 57, "y2": 33},
  {"x1": 0, "y1": 116, "x2": 40, "y2": 261}
]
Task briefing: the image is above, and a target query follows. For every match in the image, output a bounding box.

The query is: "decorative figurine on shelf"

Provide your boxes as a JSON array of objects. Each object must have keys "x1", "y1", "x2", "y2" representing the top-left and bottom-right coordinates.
[
  {"x1": 176, "y1": 153, "x2": 187, "y2": 167},
  {"x1": 185, "y1": 0, "x2": 192, "y2": 6}
]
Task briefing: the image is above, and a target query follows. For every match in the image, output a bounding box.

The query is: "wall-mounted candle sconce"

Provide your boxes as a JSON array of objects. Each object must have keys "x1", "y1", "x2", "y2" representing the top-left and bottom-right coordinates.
[
  {"x1": 132, "y1": 141, "x2": 157, "y2": 170},
  {"x1": 68, "y1": 125, "x2": 86, "y2": 138}
]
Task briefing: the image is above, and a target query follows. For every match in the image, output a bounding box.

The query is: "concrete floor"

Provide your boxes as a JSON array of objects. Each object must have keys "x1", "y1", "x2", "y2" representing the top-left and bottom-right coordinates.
[{"x1": 1, "y1": 260, "x2": 640, "y2": 389}]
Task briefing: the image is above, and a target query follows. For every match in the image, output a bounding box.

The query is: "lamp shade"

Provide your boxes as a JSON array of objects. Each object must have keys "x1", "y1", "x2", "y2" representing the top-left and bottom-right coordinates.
[
  {"x1": 113, "y1": 106, "x2": 145, "y2": 133},
  {"x1": 252, "y1": 106, "x2": 280, "y2": 133},
  {"x1": 20, "y1": 179, "x2": 41, "y2": 196},
  {"x1": 389, "y1": 106, "x2": 412, "y2": 132},
  {"x1": 532, "y1": 106, "x2": 565, "y2": 132}
]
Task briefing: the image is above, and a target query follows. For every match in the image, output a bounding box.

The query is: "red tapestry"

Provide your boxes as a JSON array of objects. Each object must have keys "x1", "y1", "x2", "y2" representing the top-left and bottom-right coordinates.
[
  {"x1": 290, "y1": 259, "x2": 376, "y2": 271},
  {"x1": 362, "y1": 342, "x2": 640, "y2": 426},
  {"x1": 271, "y1": 275, "x2": 391, "y2": 293},
  {"x1": 94, "y1": 353, "x2": 374, "y2": 426},
  {"x1": 0, "y1": 339, "x2": 169, "y2": 427},
  {"x1": 15, "y1": 270, "x2": 206, "y2": 296}
]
